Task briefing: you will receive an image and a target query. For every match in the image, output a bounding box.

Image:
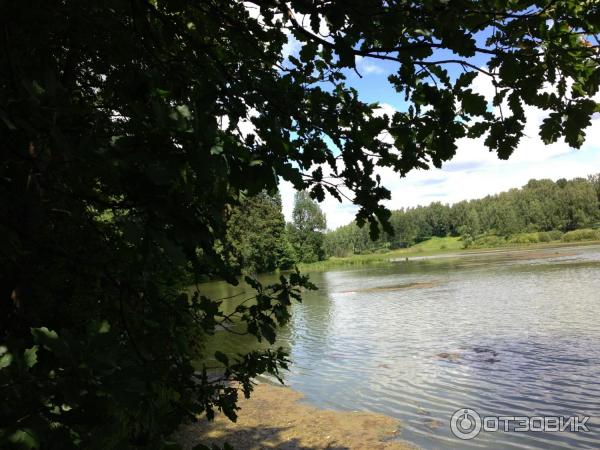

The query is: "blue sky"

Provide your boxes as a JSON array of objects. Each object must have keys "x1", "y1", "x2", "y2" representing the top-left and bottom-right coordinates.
[{"x1": 276, "y1": 21, "x2": 600, "y2": 229}]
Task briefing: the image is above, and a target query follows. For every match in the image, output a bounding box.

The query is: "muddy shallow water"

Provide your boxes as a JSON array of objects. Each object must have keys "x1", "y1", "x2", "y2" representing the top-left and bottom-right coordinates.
[
  {"x1": 200, "y1": 244, "x2": 600, "y2": 449},
  {"x1": 178, "y1": 383, "x2": 415, "y2": 450}
]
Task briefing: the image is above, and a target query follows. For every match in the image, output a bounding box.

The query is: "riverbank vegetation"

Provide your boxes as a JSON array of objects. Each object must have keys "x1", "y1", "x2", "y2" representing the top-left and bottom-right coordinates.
[
  {"x1": 324, "y1": 175, "x2": 600, "y2": 255},
  {"x1": 224, "y1": 191, "x2": 328, "y2": 275},
  {"x1": 227, "y1": 175, "x2": 600, "y2": 273},
  {"x1": 300, "y1": 232, "x2": 600, "y2": 271}
]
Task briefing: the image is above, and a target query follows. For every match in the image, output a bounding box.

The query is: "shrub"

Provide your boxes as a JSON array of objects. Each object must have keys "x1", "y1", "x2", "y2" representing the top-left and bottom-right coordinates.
[
  {"x1": 471, "y1": 235, "x2": 507, "y2": 248},
  {"x1": 508, "y1": 232, "x2": 539, "y2": 244},
  {"x1": 462, "y1": 236, "x2": 474, "y2": 249},
  {"x1": 561, "y1": 229, "x2": 600, "y2": 242},
  {"x1": 538, "y1": 230, "x2": 563, "y2": 242}
]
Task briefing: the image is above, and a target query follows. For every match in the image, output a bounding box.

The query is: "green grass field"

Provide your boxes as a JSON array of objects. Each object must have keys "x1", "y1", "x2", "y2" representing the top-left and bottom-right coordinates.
[
  {"x1": 409, "y1": 236, "x2": 463, "y2": 252},
  {"x1": 297, "y1": 236, "x2": 463, "y2": 271},
  {"x1": 298, "y1": 232, "x2": 600, "y2": 271}
]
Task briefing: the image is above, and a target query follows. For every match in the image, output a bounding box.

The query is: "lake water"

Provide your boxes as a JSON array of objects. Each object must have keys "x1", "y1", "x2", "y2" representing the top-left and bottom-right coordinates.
[{"x1": 200, "y1": 244, "x2": 600, "y2": 449}]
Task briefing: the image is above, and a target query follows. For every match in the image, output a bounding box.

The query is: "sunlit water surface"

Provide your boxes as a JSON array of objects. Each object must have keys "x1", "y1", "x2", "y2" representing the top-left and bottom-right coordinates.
[{"x1": 200, "y1": 245, "x2": 600, "y2": 449}]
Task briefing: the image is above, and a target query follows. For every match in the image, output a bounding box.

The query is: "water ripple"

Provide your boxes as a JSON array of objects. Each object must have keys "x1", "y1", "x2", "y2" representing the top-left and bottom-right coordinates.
[{"x1": 203, "y1": 245, "x2": 600, "y2": 449}]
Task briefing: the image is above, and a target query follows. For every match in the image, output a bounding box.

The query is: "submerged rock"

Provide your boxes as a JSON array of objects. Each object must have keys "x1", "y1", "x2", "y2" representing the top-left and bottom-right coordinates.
[
  {"x1": 339, "y1": 281, "x2": 439, "y2": 294},
  {"x1": 435, "y1": 347, "x2": 501, "y2": 364},
  {"x1": 435, "y1": 352, "x2": 461, "y2": 362}
]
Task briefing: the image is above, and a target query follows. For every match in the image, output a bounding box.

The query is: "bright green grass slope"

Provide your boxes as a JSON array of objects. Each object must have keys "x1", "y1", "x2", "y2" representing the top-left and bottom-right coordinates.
[
  {"x1": 298, "y1": 236, "x2": 463, "y2": 271},
  {"x1": 409, "y1": 236, "x2": 463, "y2": 252},
  {"x1": 298, "y1": 232, "x2": 600, "y2": 271}
]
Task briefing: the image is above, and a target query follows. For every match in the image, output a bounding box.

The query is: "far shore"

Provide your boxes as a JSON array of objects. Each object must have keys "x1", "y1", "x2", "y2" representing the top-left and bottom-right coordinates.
[
  {"x1": 298, "y1": 238, "x2": 600, "y2": 271},
  {"x1": 176, "y1": 383, "x2": 416, "y2": 450}
]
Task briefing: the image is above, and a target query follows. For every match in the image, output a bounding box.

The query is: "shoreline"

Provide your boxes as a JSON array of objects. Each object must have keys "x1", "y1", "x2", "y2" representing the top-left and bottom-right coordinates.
[
  {"x1": 177, "y1": 383, "x2": 416, "y2": 450},
  {"x1": 298, "y1": 239, "x2": 600, "y2": 271}
]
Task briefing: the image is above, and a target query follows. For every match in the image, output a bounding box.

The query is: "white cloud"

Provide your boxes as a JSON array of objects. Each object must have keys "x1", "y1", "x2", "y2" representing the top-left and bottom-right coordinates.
[
  {"x1": 281, "y1": 34, "x2": 302, "y2": 60},
  {"x1": 242, "y1": 3, "x2": 315, "y2": 63},
  {"x1": 279, "y1": 158, "x2": 357, "y2": 230},
  {"x1": 386, "y1": 108, "x2": 597, "y2": 214},
  {"x1": 218, "y1": 107, "x2": 260, "y2": 142},
  {"x1": 374, "y1": 102, "x2": 397, "y2": 119},
  {"x1": 238, "y1": 11, "x2": 600, "y2": 231},
  {"x1": 375, "y1": 76, "x2": 600, "y2": 216},
  {"x1": 279, "y1": 177, "x2": 359, "y2": 230},
  {"x1": 355, "y1": 56, "x2": 386, "y2": 75},
  {"x1": 279, "y1": 179, "x2": 296, "y2": 223}
]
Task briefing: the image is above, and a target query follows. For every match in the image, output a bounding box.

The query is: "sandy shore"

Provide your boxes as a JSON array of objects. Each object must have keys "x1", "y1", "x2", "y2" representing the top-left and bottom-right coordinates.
[{"x1": 177, "y1": 383, "x2": 416, "y2": 450}]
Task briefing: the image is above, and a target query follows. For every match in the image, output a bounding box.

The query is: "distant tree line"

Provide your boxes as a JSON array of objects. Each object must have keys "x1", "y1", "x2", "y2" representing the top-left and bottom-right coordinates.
[
  {"x1": 325, "y1": 175, "x2": 600, "y2": 257},
  {"x1": 226, "y1": 175, "x2": 600, "y2": 269}
]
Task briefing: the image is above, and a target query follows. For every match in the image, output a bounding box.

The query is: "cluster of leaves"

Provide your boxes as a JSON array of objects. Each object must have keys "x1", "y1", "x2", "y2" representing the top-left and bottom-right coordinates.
[
  {"x1": 1, "y1": 0, "x2": 598, "y2": 449},
  {"x1": 287, "y1": 191, "x2": 328, "y2": 263},
  {"x1": 326, "y1": 175, "x2": 600, "y2": 256},
  {"x1": 223, "y1": 192, "x2": 296, "y2": 274},
  {"x1": 280, "y1": 0, "x2": 599, "y2": 235},
  {"x1": 1, "y1": 0, "x2": 315, "y2": 448},
  {"x1": 1, "y1": 261, "x2": 314, "y2": 449}
]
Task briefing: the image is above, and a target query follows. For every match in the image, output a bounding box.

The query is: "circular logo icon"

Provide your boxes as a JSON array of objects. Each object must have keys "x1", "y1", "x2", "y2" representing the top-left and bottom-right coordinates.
[{"x1": 450, "y1": 408, "x2": 482, "y2": 440}]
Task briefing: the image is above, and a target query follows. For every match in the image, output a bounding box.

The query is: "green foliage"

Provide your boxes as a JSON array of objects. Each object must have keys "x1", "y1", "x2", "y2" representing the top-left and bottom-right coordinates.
[
  {"x1": 326, "y1": 175, "x2": 600, "y2": 255},
  {"x1": 468, "y1": 235, "x2": 509, "y2": 249},
  {"x1": 1, "y1": 1, "x2": 598, "y2": 449},
  {"x1": 410, "y1": 236, "x2": 463, "y2": 252},
  {"x1": 457, "y1": 209, "x2": 481, "y2": 240},
  {"x1": 224, "y1": 192, "x2": 293, "y2": 274},
  {"x1": 461, "y1": 235, "x2": 474, "y2": 249},
  {"x1": 508, "y1": 232, "x2": 541, "y2": 244},
  {"x1": 561, "y1": 229, "x2": 600, "y2": 242},
  {"x1": 288, "y1": 191, "x2": 327, "y2": 263},
  {"x1": 538, "y1": 230, "x2": 564, "y2": 242},
  {"x1": 589, "y1": 174, "x2": 600, "y2": 204}
]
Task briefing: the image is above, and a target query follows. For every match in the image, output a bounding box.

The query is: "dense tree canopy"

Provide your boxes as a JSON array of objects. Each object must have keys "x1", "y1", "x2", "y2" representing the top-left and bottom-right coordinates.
[
  {"x1": 224, "y1": 192, "x2": 295, "y2": 274},
  {"x1": 325, "y1": 175, "x2": 600, "y2": 256},
  {"x1": 1, "y1": 1, "x2": 599, "y2": 449},
  {"x1": 288, "y1": 191, "x2": 327, "y2": 263}
]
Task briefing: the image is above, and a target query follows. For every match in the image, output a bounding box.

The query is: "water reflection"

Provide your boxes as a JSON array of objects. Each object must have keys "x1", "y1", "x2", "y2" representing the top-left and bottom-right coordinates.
[{"x1": 200, "y1": 245, "x2": 600, "y2": 449}]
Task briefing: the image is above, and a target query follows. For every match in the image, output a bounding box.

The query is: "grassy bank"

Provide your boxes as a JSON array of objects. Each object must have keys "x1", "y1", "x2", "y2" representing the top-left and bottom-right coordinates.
[
  {"x1": 299, "y1": 230, "x2": 600, "y2": 271},
  {"x1": 298, "y1": 236, "x2": 463, "y2": 270}
]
